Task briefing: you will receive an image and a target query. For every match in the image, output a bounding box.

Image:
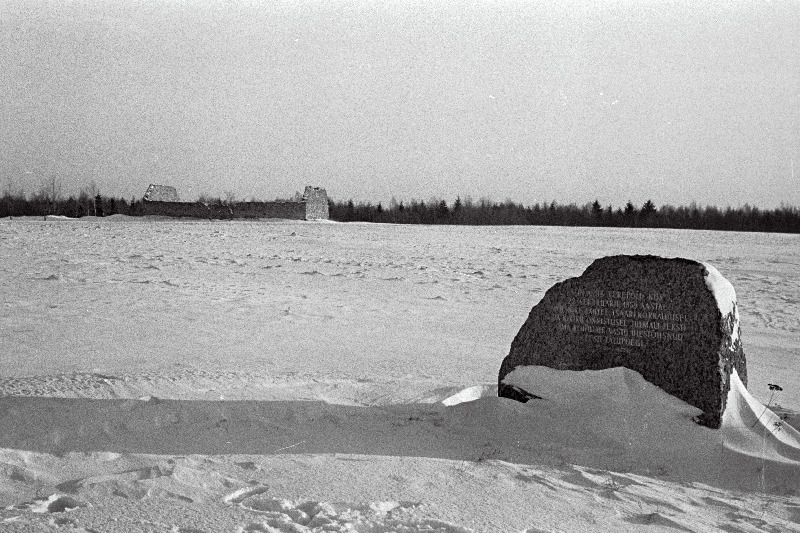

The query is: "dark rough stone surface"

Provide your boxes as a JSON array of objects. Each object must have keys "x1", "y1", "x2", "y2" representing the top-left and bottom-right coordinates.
[{"x1": 498, "y1": 255, "x2": 747, "y2": 428}]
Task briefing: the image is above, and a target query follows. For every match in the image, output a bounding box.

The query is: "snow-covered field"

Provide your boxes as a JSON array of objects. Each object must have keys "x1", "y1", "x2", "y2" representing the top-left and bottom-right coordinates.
[{"x1": 1, "y1": 216, "x2": 799, "y2": 532}]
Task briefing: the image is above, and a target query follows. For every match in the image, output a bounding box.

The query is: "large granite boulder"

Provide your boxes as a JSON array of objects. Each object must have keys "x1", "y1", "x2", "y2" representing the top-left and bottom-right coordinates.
[{"x1": 498, "y1": 255, "x2": 746, "y2": 428}]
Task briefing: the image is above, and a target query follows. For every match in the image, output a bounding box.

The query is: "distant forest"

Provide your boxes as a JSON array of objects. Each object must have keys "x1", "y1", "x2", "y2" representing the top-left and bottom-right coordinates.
[
  {"x1": 2, "y1": 185, "x2": 799, "y2": 233},
  {"x1": 329, "y1": 197, "x2": 800, "y2": 233},
  {"x1": 0, "y1": 182, "x2": 257, "y2": 220},
  {"x1": 0, "y1": 189, "x2": 139, "y2": 219}
]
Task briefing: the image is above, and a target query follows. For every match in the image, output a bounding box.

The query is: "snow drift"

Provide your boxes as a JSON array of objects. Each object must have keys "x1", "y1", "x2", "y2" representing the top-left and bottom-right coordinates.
[{"x1": 502, "y1": 365, "x2": 800, "y2": 493}]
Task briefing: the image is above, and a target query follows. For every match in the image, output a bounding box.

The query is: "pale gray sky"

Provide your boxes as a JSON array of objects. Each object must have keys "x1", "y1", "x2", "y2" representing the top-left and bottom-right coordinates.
[{"x1": 1, "y1": 0, "x2": 798, "y2": 207}]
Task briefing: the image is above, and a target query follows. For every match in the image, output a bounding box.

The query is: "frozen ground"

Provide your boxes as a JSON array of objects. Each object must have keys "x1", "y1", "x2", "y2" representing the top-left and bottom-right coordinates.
[{"x1": 1, "y1": 216, "x2": 799, "y2": 532}]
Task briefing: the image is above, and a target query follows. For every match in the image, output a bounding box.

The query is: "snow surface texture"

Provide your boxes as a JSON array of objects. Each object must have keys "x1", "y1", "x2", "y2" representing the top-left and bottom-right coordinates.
[{"x1": 1, "y1": 217, "x2": 799, "y2": 532}]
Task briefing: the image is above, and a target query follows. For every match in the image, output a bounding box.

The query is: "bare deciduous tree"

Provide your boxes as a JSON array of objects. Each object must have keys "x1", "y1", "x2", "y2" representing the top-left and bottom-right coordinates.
[
  {"x1": 82, "y1": 180, "x2": 99, "y2": 199},
  {"x1": 38, "y1": 175, "x2": 62, "y2": 214}
]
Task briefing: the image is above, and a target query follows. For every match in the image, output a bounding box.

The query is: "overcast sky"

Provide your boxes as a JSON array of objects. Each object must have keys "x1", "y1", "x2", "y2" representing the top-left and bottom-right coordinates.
[{"x1": 1, "y1": 0, "x2": 798, "y2": 208}]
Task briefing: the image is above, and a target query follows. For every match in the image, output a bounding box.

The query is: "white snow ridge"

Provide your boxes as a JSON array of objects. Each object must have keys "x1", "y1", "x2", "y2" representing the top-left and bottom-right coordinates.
[{"x1": 1, "y1": 219, "x2": 800, "y2": 532}]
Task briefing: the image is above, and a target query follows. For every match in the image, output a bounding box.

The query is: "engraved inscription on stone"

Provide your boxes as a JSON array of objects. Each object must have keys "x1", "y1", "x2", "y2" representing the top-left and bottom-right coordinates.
[
  {"x1": 498, "y1": 254, "x2": 747, "y2": 429},
  {"x1": 550, "y1": 289, "x2": 696, "y2": 347}
]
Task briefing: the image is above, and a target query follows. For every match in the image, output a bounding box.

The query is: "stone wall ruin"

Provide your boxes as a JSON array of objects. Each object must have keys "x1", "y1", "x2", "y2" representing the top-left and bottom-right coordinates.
[
  {"x1": 143, "y1": 184, "x2": 179, "y2": 202},
  {"x1": 139, "y1": 184, "x2": 329, "y2": 221}
]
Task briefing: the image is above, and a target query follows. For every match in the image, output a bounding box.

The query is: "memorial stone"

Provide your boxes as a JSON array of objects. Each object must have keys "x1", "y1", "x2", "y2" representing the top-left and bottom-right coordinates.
[{"x1": 498, "y1": 255, "x2": 746, "y2": 428}]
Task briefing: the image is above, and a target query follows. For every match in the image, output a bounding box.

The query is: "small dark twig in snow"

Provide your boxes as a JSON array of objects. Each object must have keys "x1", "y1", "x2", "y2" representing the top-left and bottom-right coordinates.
[{"x1": 751, "y1": 384, "x2": 783, "y2": 429}]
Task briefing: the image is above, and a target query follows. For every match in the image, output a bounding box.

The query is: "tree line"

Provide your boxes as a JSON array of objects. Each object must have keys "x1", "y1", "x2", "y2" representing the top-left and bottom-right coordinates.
[
  {"x1": 0, "y1": 176, "x2": 244, "y2": 219},
  {"x1": 329, "y1": 197, "x2": 800, "y2": 233},
  {"x1": 3, "y1": 181, "x2": 799, "y2": 233},
  {"x1": 0, "y1": 177, "x2": 310, "y2": 219},
  {"x1": 0, "y1": 186, "x2": 163, "y2": 218},
  {"x1": 0, "y1": 191, "x2": 304, "y2": 219}
]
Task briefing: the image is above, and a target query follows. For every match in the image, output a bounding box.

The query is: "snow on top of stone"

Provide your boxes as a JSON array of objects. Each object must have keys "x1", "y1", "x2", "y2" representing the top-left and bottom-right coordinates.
[
  {"x1": 700, "y1": 262, "x2": 736, "y2": 317},
  {"x1": 701, "y1": 261, "x2": 740, "y2": 343}
]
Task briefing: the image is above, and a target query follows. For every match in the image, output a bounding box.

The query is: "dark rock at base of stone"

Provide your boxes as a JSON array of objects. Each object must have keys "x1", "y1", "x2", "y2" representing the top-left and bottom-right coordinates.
[
  {"x1": 499, "y1": 385, "x2": 542, "y2": 403},
  {"x1": 498, "y1": 255, "x2": 746, "y2": 429}
]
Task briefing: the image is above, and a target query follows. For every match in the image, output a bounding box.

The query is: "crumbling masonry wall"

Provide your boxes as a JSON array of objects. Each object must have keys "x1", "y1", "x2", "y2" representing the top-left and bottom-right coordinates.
[
  {"x1": 139, "y1": 201, "x2": 233, "y2": 219},
  {"x1": 138, "y1": 185, "x2": 328, "y2": 220},
  {"x1": 303, "y1": 186, "x2": 330, "y2": 220},
  {"x1": 139, "y1": 201, "x2": 213, "y2": 218},
  {"x1": 233, "y1": 201, "x2": 307, "y2": 220},
  {"x1": 143, "y1": 184, "x2": 179, "y2": 202}
]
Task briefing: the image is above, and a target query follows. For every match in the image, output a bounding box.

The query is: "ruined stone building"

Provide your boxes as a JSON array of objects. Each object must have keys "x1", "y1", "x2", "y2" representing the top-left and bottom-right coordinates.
[
  {"x1": 139, "y1": 185, "x2": 329, "y2": 220},
  {"x1": 143, "y1": 184, "x2": 180, "y2": 202}
]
